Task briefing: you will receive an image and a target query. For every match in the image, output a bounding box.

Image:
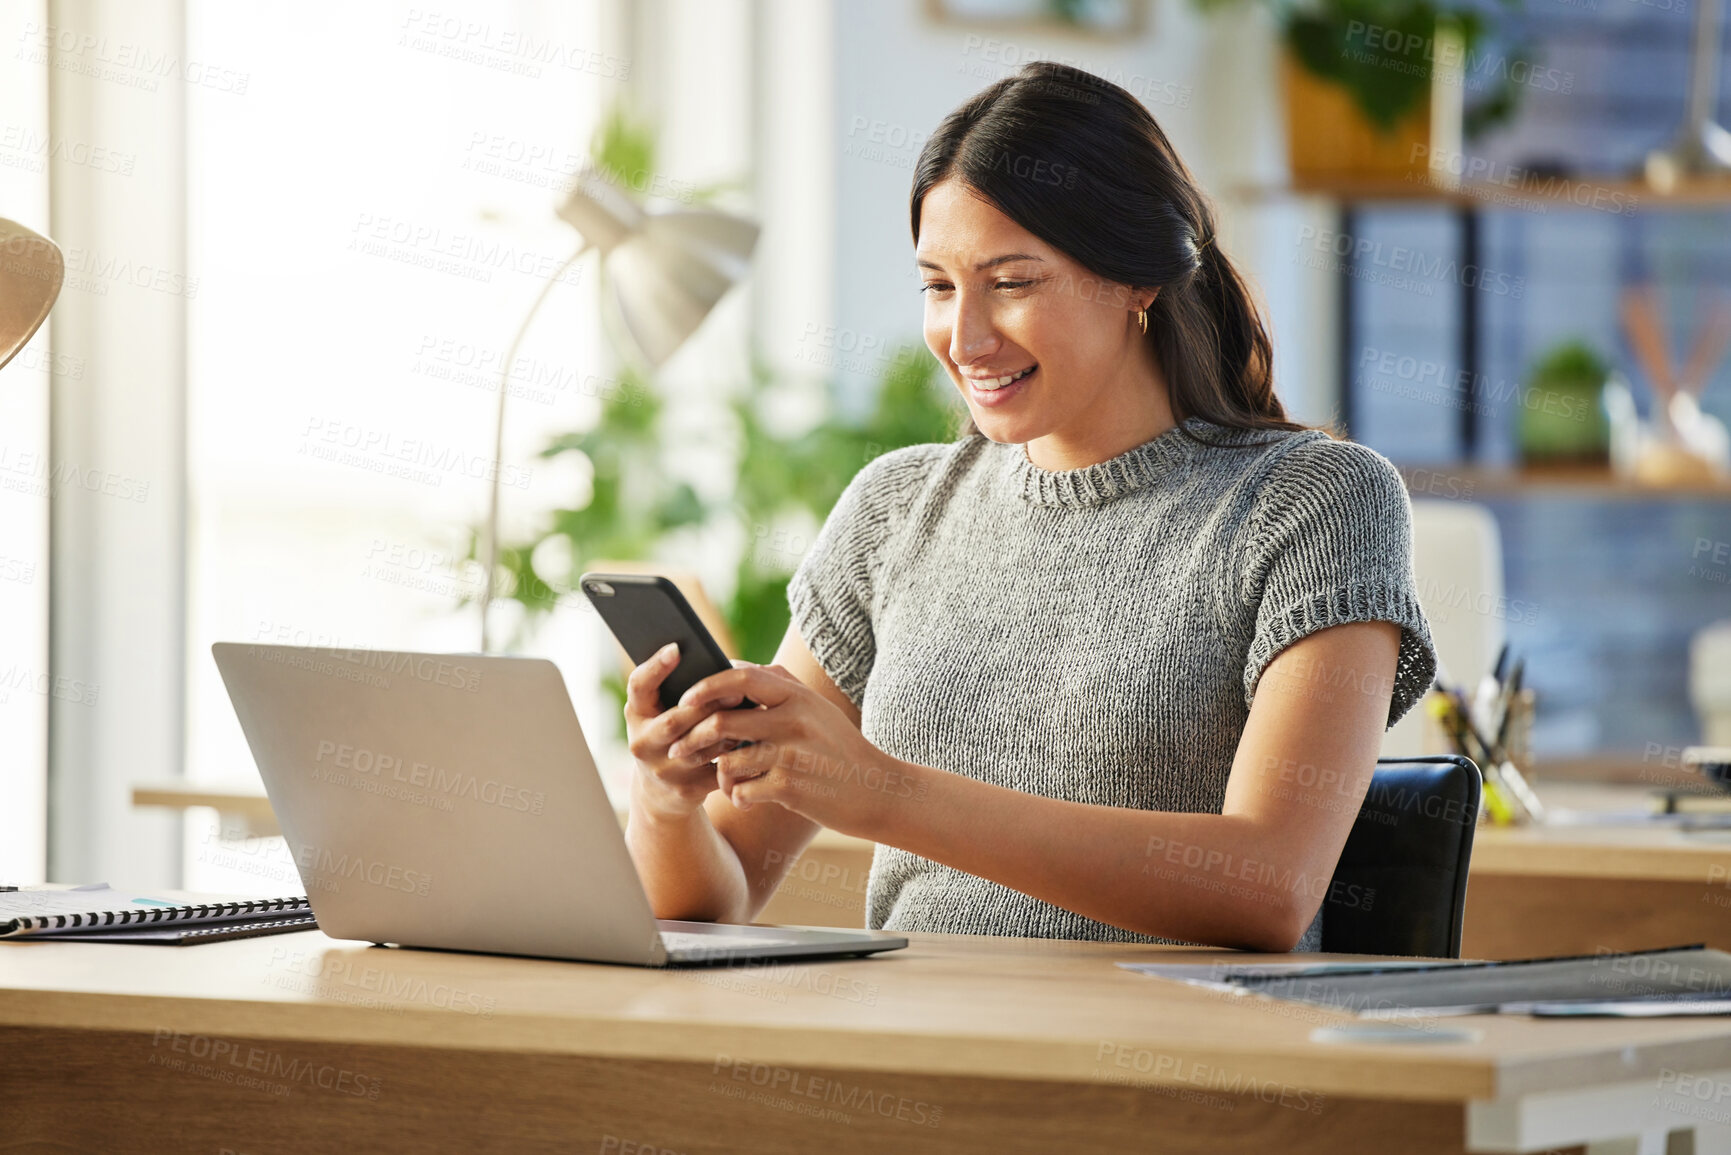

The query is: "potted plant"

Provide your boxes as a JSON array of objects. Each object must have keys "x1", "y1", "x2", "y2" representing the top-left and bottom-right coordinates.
[
  {"x1": 1518, "y1": 339, "x2": 1612, "y2": 468},
  {"x1": 1197, "y1": 0, "x2": 1526, "y2": 185}
]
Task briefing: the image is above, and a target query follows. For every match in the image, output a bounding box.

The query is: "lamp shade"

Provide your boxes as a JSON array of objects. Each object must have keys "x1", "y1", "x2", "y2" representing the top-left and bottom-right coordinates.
[
  {"x1": 480, "y1": 168, "x2": 759, "y2": 650},
  {"x1": 555, "y1": 172, "x2": 758, "y2": 368},
  {"x1": 0, "y1": 218, "x2": 65, "y2": 373}
]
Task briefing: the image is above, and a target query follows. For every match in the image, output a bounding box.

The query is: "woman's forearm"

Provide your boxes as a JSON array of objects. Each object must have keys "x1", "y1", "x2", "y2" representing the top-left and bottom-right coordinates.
[
  {"x1": 857, "y1": 759, "x2": 1316, "y2": 952},
  {"x1": 623, "y1": 780, "x2": 752, "y2": 924}
]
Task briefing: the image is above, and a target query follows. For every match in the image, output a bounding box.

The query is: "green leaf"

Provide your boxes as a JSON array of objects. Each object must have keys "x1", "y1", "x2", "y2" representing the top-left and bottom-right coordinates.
[{"x1": 590, "y1": 105, "x2": 656, "y2": 190}]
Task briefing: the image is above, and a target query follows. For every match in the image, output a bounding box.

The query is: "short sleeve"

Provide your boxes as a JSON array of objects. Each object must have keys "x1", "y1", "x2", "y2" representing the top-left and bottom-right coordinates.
[
  {"x1": 1237, "y1": 437, "x2": 1438, "y2": 728},
  {"x1": 786, "y1": 444, "x2": 945, "y2": 711}
]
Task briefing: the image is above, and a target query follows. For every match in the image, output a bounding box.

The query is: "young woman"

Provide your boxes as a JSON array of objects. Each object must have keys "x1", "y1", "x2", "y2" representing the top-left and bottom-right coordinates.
[{"x1": 621, "y1": 61, "x2": 1437, "y2": 953}]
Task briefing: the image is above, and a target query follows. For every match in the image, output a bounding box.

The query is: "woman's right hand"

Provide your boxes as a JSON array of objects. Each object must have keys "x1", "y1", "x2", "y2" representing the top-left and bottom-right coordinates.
[{"x1": 625, "y1": 642, "x2": 730, "y2": 821}]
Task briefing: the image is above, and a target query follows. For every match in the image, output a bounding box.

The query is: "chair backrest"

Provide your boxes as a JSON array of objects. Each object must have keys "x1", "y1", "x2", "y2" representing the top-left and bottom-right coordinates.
[{"x1": 1321, "y1": 755, "x2": 1481, "y2": 959}]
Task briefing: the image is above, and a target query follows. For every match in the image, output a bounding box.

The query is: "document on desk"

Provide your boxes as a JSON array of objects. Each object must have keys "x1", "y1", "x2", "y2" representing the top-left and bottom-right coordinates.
[
  {"x1": 0, "y1": 884, "x2": 313, "y2": 943},
  {"x1": 1520, "y1": 997, "x2": 1731, "y2": 1017},
  {"x1": 1122, "y1": 947, "x2": 1731, "y2": 1018},
  {"x1": 1118, "y1": 959, "x2": 1440, "y2": 995}
]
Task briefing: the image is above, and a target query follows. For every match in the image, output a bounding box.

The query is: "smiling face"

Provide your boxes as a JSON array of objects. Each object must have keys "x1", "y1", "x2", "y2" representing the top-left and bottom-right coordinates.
[{"x1": 916, "y1": 179, "x2": 1166, "y2": 459}]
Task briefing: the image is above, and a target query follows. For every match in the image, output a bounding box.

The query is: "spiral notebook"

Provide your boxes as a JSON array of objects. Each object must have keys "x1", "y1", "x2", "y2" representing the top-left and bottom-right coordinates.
[{"x1": 0, "y1": 884, "x2": 316, "y2": 944}]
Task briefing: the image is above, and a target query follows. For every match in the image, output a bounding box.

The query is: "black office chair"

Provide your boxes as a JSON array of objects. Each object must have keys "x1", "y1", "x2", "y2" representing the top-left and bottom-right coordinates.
[{"x1": 1319, "y1": 755, "x2": 1481, "y2": 959}]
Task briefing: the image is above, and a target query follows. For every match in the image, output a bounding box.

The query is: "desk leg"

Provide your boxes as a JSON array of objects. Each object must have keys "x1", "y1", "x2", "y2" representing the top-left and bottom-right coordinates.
[
  {"x1": 1582, "y1": 1133, "x2": 1671, "y2": 1155},
  {"x1": 1699, "y1": 1122, "x2": 1731, "y2": 1155},
  {"x1": 1469, "y1": 1069, "x2": 1731, "y2": 1154}
]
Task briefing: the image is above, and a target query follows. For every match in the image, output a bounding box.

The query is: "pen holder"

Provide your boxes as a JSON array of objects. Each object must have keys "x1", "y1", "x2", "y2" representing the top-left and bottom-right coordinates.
[{"x1": 1426, "y1": 686, "x2": 1540, "y2": 826}]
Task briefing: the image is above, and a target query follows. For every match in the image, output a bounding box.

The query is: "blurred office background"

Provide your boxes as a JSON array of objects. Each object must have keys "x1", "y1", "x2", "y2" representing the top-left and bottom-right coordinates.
[{"x1": 1, "y1": 0, "x2": 1727, "y2": 891}]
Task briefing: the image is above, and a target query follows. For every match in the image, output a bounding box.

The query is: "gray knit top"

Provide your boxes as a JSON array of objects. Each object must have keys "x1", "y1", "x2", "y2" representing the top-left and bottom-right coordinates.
[{"x1": 786, "y1": 417, "x2": 1437, "y2": 952}]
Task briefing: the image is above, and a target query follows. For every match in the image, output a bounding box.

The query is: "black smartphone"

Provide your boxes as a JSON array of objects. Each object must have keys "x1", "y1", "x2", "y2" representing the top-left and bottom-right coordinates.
[{"x1": 580, "y1": 572, "x2": 759, "y2": 713}]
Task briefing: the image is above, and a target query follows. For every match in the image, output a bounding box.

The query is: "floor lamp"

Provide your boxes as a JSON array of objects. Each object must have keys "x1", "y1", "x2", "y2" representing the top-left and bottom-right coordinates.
[{"x1": 478, "y1": 169, "x2": 758, "y2": 651}]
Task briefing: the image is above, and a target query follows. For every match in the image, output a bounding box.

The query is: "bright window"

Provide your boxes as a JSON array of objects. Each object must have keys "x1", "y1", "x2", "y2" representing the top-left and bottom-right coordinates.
[{"x1": 182, "y1": 1, "x2": 623, "y2": 890}]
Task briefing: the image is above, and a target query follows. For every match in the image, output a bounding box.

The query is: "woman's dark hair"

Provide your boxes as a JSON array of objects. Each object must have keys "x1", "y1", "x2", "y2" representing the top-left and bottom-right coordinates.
[{"x1": 911, "y1": 61, "x2": 1315, "y2": 443}]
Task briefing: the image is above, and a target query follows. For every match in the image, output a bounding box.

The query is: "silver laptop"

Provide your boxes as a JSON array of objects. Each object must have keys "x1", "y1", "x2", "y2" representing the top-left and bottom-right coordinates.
[{"x1": 211, "y1": 643, "x2": 906, "y2": 967}]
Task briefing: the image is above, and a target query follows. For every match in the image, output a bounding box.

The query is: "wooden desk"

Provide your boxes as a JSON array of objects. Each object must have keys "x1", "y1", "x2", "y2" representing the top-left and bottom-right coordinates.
[
  {"x1": 4, "y1": 930, "x2": 1730, "y2": 1154},
  {"x1": 1464, "y1": 784, "x2": 1731, "y2": 959}
]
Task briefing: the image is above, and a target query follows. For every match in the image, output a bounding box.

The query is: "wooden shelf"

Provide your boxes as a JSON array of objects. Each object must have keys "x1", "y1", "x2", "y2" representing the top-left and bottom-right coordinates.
[
  {"x1": 1232, "y1": 173, "x2": 1731, "y2": 212},
  {"x1": 129, "y1": 782, "x2": 868, "y2": 854},
  {"x1": 1399, "y1": 464, "x2": 1731, "y2": 499},
  {"x1": 132, "y1": 781, "x2": 279, "y2": 837}
]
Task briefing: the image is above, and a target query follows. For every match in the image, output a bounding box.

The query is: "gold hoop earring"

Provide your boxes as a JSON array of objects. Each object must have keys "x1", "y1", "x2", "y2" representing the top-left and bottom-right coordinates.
[{"x1": 1136, "y1": 309, "x2": 1148, "y2": 335}]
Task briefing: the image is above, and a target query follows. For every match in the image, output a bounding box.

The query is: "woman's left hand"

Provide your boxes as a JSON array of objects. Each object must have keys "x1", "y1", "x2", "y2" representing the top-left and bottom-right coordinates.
[{"x1": 667, "y1": 663, "x2": 925, "y2": 837}]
